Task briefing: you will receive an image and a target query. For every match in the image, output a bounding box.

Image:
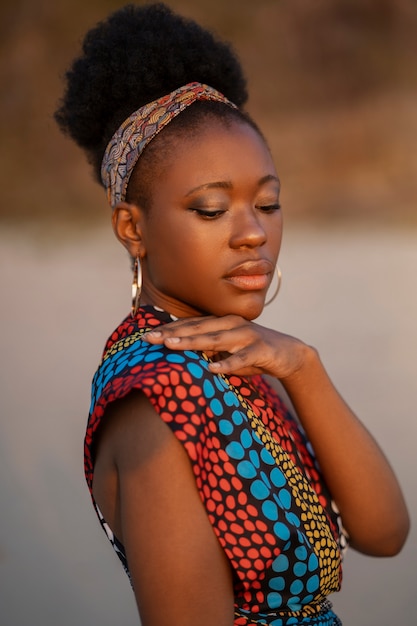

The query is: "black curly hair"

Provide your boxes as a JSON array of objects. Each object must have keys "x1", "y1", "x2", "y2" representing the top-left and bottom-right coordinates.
[{"x1": 54, "y1": 2, "x2": 258, "y2": 208}]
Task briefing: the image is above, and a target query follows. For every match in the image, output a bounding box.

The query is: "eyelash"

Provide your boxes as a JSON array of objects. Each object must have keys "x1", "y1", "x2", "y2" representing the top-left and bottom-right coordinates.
[
  {"x1": 191, "y1": 204, "x2": 281, "y2": 219},
  {"x1": 258, "y1": 203, "x2": 281, "y2": 213},
  {"x1": 191, "y1": 208, "x2": 225, "y2": 219}
]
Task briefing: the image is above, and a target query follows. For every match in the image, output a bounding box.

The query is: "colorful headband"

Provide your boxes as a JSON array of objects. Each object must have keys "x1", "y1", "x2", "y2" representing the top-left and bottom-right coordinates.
[{"x1": 101, "y1": 81, "x2": 238, "y2": 208}]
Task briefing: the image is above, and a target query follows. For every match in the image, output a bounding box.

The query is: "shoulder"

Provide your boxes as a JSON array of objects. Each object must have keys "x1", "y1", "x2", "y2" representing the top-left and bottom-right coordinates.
[
  {"x1": 86, "y1": 307, "x2": 214, "y2": 489},
  {"x1": 91, "y1": 306, "x2": 212, "y2": 412},
  {"x1": 93, "y1": 333, "x2": 211, "y2": 409}
]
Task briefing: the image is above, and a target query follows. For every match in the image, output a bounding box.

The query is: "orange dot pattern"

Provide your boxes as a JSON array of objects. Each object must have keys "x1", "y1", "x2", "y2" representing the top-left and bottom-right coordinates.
[{"x1": 85, "y1": 307, "x2": 347, "y2": 626}]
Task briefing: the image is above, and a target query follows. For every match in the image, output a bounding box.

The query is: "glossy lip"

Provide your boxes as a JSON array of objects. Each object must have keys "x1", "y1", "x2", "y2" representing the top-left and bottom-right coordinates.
[{"x1": 224, "y1": 259, "x2": 273, "y2": 291}]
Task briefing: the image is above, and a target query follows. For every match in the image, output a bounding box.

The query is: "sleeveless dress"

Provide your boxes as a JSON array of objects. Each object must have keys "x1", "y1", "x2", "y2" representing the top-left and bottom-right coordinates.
[{"x1": 85, "y1": 305, "x2": 348, "y2": 625}]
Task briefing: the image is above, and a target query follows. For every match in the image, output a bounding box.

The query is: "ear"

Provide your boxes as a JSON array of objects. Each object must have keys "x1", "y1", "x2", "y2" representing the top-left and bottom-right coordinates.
[{"x1": 112, "y1": 202, "x2": 146, "y2": 259}]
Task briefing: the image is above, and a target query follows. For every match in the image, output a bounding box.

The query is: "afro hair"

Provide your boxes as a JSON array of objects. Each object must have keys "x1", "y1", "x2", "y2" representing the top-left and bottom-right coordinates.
[{"x1": 54, "y1": 3, "x2": 248, "y2": 179}]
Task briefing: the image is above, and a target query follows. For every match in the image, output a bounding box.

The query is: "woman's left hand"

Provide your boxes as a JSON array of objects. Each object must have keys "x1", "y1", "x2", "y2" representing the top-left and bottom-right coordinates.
[
  {"x1": 143, "y1": 313, "x2": 410, "y2": 557},
  {"x1": 142, "y1": 314, "x2": 309, "y2": 379}
]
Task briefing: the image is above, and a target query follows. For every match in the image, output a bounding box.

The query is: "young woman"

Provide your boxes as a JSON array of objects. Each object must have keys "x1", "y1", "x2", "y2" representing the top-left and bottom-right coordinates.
[{"x1": 55, "y1": 4, "x2": 409, "y2": 625}]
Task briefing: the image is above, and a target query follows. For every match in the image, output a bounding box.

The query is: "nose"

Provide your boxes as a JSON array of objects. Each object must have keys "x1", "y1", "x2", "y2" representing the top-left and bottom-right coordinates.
[{"x1": 229, "y1": 207, "x2": 267, "y2": 249}]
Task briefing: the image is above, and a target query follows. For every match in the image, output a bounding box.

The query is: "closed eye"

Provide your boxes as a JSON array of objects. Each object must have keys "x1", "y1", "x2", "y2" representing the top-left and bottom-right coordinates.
[
  {"x1": 191, "y1": 208, "x2": 226, "y2": 219},
  {"x1": 257, "y1": 203, "x2": 281, "y2": 213}
]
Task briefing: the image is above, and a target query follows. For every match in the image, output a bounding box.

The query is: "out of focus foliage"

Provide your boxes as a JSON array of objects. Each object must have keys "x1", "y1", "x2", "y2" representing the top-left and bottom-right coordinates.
[{"x1": 1, "y1": 0, "x2": 416, "y2": 225}]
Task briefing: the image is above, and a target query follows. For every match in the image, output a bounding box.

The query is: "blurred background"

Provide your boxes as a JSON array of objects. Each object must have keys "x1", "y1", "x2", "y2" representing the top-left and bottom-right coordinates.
[{"x1": 0, "y1": 0, "x2": 416, "y2": 624}]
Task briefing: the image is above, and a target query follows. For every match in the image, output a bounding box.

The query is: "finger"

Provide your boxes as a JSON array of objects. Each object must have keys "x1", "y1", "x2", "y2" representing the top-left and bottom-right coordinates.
[
  {"x1": 209, "y1": 361, "x2": 262, "y2": 377},
  {"x1": 208, "y1": 345, "x2": 264, "y2": 376},
  {"x1": 161, "y1": 328, "x2": 248, "y2": 354},
  {"x1": 142, "y1": 315, "x2": 245, "y2": 343}
]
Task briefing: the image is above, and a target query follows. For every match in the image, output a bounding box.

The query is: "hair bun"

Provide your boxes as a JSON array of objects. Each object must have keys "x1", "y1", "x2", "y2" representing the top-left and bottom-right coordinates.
[{"x1": 55, "y1": 2, "x2": 247, "y2": 172}]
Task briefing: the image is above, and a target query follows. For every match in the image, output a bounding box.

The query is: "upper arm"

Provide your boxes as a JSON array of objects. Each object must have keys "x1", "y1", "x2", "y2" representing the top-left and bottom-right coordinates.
[{"x1": 110, "y1": 390, "x2": 234, "y2": 626}]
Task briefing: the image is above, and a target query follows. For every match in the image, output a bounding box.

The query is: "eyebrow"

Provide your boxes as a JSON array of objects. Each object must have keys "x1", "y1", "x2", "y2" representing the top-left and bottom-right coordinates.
[{"x1": 185, "y1": 174, "x2": 280, "y2": 197}]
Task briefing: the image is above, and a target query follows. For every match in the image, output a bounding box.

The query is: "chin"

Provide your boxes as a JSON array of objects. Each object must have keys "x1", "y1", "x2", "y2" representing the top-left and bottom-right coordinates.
[{"x1": 218, "y1": 296, "x2": 265, "y2": 321}]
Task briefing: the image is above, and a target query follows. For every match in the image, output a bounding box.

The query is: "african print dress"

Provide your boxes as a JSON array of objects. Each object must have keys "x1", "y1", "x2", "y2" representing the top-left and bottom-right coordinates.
[{"x1": 85, "y1": 305, "x2": 348, "y2": 626}]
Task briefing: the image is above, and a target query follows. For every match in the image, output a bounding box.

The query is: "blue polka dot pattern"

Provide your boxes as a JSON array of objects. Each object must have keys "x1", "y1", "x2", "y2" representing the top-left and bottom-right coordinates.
[{"x1": 85, "y1": 306, "x2": 347, "y2": 626}]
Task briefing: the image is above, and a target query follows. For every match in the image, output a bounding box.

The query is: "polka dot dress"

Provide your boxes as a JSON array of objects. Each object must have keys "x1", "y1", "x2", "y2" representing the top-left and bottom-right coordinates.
[{"x1": 85, "y1": 306, "x2": 347, "y2": 625}]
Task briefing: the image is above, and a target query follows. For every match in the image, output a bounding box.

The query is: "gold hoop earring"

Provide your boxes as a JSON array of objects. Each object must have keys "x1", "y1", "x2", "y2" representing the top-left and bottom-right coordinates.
[
  {"x1": 131, "y1": 256, "x2": 142, "y2": 318},
  {"x1": 265, "y1": 266, "x2": 282, "y2": 306}
]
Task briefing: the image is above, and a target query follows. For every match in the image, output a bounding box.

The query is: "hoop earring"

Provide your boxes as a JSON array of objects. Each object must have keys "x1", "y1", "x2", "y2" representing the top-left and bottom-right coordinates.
[
  {"x1": 265, "y1": 266, "x2": 282, "y2": 306},
  {"x1": 131, "y1": 256, "x2": 142, "y2": 318}
]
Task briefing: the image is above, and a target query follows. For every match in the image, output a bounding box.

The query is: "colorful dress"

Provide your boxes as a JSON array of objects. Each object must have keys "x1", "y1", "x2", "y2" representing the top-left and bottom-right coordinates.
[{"x1": 85, "y1": 306, "x2": 348, "y2": 625}]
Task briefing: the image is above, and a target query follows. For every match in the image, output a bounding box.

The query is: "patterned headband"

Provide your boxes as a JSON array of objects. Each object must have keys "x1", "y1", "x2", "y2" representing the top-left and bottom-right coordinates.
[{"x1": 101, "y1": 81, "x2": 238, "y2": 208}]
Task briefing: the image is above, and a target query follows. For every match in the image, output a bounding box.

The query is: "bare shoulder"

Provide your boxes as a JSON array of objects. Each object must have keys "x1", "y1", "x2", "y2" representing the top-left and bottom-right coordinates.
[{"x1": 93, "y1": 390, "x2": 234, "y2": 626}]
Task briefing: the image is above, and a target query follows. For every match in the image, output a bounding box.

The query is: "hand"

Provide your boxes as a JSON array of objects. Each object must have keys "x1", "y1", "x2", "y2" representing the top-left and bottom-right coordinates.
[
  {"x1": 144, "y1": 315, "x2": 411, "y2": 557},
  {"x1": 142, "y1": 315, "x2": 309, "y2": 379}
]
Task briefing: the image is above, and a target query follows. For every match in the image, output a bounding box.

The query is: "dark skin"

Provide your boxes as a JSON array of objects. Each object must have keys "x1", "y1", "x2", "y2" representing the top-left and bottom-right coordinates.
[{"x1": 93, "y1": 119, "x2": 410, "y2": 626}]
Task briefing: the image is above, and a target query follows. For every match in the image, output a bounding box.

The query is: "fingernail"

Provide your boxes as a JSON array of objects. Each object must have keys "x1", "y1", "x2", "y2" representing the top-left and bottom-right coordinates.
[
  {"x1": 143, "y1": 330, "x2": 162, "y2": 339},
  {"x1": 165, "y1": 336, "x2": 180, "y2": 344},
  {"x1": 209, "y1": 361, "x2": 221, "y2": 370}
]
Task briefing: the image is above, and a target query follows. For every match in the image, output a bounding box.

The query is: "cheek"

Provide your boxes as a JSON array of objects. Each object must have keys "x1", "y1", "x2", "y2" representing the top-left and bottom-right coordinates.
[
  {"x1": 267, "y1": 213, "x2": 283, "y2": 259},
  {"x1": 145, "y1": 221, "x2": 218, "y2": 282}
]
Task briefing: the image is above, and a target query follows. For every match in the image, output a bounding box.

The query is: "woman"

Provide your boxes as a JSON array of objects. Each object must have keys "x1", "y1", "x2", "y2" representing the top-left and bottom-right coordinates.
[{"x1": 55, "y1": 4, "x2": 409, "y2": 625}]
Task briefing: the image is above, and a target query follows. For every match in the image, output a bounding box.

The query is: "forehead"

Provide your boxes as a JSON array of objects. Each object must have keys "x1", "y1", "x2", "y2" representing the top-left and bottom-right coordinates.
[{"x1": 155, "y1": 119, "x2": 278, "y2": 194}]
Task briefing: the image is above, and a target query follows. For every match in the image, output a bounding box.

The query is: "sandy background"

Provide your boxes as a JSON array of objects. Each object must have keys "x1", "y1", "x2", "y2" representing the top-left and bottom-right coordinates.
[
  {"x1": 0, "y1": 223, "x2": 416, "y2": 625},
  {"x1": 1, "y1": 0, "x2": 416, "y2": 624}
]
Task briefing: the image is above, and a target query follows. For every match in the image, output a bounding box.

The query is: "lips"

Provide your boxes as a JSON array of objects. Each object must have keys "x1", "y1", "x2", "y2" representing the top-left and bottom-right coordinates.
[
  {"x1": 225, "y1": 259, "x2": 274, "y2": 277},
  {"x1": 224, "y1": 259, "x2": 273, "y2": 291}
]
